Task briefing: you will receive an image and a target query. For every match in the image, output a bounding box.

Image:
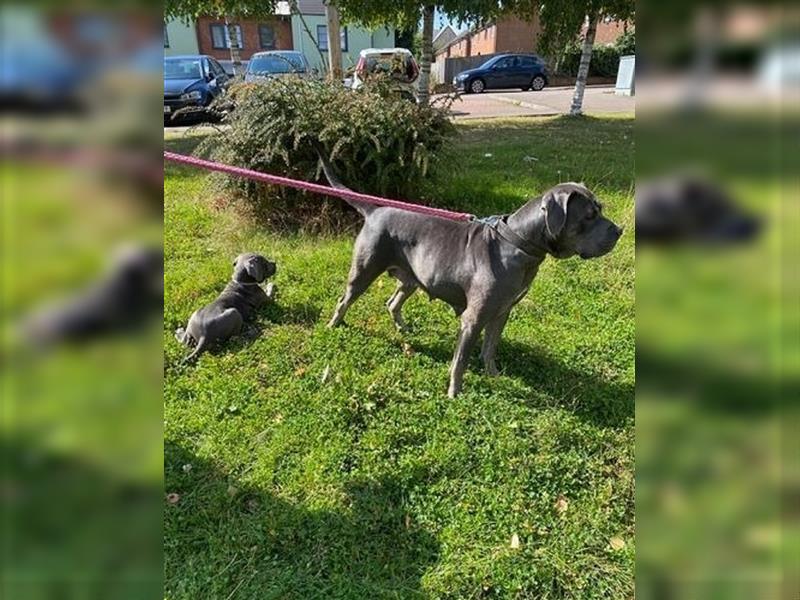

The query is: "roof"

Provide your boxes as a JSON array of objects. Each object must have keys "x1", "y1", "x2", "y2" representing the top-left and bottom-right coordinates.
[
  {"x1": 165, "y1": 54, "x2": 213, "y2": 60},
  {"x1": 295, "y1": 0, "x2": 326, "y2": 15}
]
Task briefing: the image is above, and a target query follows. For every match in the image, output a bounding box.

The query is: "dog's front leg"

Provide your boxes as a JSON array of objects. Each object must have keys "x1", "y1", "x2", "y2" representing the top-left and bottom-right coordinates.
[
  {"x1": 448, "y1": 313, "x2": 485, "y2": 398},
  {"x1": 480, "y1": 310, "x2": 510, "y2": 376}
]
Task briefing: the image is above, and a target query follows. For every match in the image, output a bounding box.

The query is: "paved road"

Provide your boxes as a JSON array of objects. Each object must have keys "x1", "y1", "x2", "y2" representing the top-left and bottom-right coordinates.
[
  {"x1": 445, "y1": 85, "x2": 635, "y2": 119},
  {"x1": 165, "y1": 85, "x2": 634, "y2": 135}
]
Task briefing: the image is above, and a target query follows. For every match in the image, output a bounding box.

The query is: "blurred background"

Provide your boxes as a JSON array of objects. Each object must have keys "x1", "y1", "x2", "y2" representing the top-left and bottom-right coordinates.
[
  {"x1": 1, "y1": 5, "x2": 163, "y2": 599},
  {"x1": 636, "y1": 0, "x2": 798, "y2": 598}
]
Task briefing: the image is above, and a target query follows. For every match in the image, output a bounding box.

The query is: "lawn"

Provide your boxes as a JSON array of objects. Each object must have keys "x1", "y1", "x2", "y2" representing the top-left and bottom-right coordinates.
[{"x1": 164, "y1": 114, "x2": 635, "y2": 599}]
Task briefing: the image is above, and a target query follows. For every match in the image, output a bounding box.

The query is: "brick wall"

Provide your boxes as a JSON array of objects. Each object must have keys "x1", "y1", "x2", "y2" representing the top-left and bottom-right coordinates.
[
  {"x1": 196, "y1": 16, "x2": 292, "y2": 61},
  {"x1": 448, "y1": 37, "x2": 471, "y2": 58},
  {"x1": 494, "y1": 17, "x2": 541, "y2": 54},
  {"x1": 469, "y1": 25, "x2": 496, "y2": 56},
  {"x1": 584, "y1": 19, "x2": 629, "y2": 45}
]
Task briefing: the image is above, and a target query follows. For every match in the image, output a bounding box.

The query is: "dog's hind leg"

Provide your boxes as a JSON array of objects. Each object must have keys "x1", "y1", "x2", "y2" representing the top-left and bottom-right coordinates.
[
  {"x1": 386, "y1": 272, "x2": 417, "y2": 332},
  {"x1": 328, "y1": 254, "x2": 384, "y2": 328}
]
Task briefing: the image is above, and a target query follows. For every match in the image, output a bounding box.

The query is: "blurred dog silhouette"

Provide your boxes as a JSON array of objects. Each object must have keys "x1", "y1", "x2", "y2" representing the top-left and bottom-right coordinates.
[
  {"x1": 636, "y1": 176, "x2": 760, "y2": 245},
  {"x1": 22, "y1": 245, "x2": 163, "y2": 346}
]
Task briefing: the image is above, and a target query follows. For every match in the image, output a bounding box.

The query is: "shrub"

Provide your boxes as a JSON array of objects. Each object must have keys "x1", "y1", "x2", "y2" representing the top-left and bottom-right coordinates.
[
  {"x1": 556, "y1": 29, "x2": 635, "y2": 78},
  {"x1": 196, "y1": 78, "x2": 456, "y2": 232}
]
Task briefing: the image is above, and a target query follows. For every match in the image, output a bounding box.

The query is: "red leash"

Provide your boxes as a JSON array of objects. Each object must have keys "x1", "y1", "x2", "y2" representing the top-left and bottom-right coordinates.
[{"x1": 164, "y1": 151, "x2": 474, "y2": 222}]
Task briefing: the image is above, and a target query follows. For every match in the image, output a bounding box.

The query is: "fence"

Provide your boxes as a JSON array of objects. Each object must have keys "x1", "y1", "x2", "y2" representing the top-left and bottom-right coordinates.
[{"x1": 431, "y1": 53, "x2": 500, "y2": 86}]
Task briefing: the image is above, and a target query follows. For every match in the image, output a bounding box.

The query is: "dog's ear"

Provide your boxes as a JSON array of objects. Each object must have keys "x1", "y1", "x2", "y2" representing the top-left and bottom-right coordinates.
[
  {"x1": 245, "y1": 257, "x2": 264, "y2": 282},
  {"x1": 542, "y1": 189, "x2": 572, "y2": 237}
]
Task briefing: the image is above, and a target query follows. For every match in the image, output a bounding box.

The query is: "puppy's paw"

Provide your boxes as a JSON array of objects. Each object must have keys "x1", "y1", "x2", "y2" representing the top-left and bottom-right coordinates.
[
  {"x1": 174, "y1": 327, "x2": 186, "y2": 343},
  {"x1": 265, "y1": 283, "x2": 277, "y2": 299}
]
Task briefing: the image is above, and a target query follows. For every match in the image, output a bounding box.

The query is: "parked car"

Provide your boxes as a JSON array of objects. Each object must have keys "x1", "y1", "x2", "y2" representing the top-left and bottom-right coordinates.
[
  {"x1": 164, "y1": 55, "x2": 230, "y2": 122},
  {"x1": 350, "y1": 48, "x2": 419, "y2": 102},
  {"x1": 454, "y1": 54, "x2": 548, "y2": 94},
  {"x1": 244, "y1": 51, "x2": 314, "y2": 83}
]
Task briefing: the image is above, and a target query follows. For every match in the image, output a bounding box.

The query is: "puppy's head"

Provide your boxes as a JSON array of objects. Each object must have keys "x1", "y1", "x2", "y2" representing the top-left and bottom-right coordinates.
[
  {"x1": 541, "y1": 183, "x2": 623, "y2": 259},
  {"x1": 232, "y1": 253, "x2": 277, "y2": 283}
]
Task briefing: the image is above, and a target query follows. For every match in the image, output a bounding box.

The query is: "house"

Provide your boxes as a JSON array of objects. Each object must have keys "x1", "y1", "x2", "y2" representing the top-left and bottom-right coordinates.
[
  {"x1": 164, "y1": 18, "x2": 200, "y2": 56},
  {"x1": 582, "y1": 16, "x2": 631, "y2": 45},
  {"x1": 167, "y1": 2, "x2": 396, "y2": 73},
  {"x1": 435, "y1": 17, "x2": 543, "y2": 61},
  {"x1": 432, "y1": 25, "x2": 457, "y2": 54},
  {"x1": 289, "y1": 0, "x2": 394, "y2": 72}
]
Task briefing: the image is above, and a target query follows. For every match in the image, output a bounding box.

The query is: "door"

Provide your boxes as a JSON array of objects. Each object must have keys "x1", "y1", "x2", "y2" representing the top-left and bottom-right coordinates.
[
  {"x1": 207, "y1": 59, "x2": 230, "y2": 96},
  {"x1": 485, "y1": 56, "x2": 515, "y2": 89},
  {"x1": 506, "y1": 56, "x2": 532, "y2": 87}
]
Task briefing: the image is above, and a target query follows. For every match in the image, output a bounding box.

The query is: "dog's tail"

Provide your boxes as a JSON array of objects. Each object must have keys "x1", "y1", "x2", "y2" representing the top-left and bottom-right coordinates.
[
  {"x1": 316, "y1": 151, "x2": 375, "y2": 217},
  {"x1": 182, "y1": 336, "x2": 208, "y2": 364}
]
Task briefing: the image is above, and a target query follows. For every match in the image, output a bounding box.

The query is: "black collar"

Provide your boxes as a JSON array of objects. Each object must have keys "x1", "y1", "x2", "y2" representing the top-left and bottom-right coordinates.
[{"x1": 477, "y1": 215, "x2": 550, "y2": 259}]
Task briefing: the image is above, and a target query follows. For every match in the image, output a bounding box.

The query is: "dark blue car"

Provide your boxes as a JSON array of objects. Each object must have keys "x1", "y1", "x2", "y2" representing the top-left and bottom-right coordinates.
[
  {"x1": 453, "y1": 54, "x2": 548, "y2": 94},
  {"x1": 164, "y1": 55, "x2": 230, "y2": 122}
]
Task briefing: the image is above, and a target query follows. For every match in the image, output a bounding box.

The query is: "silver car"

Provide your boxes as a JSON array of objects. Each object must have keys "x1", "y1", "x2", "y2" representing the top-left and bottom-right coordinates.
[{"x1": 244, "y1": 51, "x2": 313, "y2": 83}]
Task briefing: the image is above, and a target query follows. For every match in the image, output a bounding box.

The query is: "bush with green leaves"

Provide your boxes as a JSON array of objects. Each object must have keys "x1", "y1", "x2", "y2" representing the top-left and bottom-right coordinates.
[
  {"x1": 557, "y1": 29, "x2": 635, "y2": 78},
  {"x1": 197, "y1": 78, "x2": 456, "y2": 232}
]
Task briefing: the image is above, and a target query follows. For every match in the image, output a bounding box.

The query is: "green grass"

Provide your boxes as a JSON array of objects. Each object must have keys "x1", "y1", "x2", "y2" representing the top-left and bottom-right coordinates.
[{"x1": 164, "y1": 114, "x2": 635, "y2": 599}]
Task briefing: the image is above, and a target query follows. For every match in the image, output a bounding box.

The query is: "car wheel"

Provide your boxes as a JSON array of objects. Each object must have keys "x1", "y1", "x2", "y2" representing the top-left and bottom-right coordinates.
[
  {"x1": 531, "y1": 75, "x2": 546, "y2": 91},
  {"x1": 469, "y1": 78, "x2": 485, "y2": 94}
]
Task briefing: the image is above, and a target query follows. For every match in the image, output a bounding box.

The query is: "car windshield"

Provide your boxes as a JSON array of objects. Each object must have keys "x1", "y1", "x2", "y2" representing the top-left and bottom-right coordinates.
[
  {"x1": 248, "y1": 54, "x2": 305, "y2": 74},
  {"x1": 164, "y1": 58, "x2": 203, "y2": 80}
]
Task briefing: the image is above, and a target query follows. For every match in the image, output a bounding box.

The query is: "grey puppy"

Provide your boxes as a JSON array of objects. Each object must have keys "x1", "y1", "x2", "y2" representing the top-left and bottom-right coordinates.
[
  {"x1": 175, "y1": 253, "x2": 277, "y2": 362},
  {"x1": 320, "y1": 158, "x2": 623, "y2": 397}
]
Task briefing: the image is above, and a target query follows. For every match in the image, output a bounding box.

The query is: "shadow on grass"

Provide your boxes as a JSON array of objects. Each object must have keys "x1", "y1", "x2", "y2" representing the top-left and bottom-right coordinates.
[
  {"x1": 2, "y1": 437, "x2": 161, "y2": 599},
  {"x1": 165, "y1": 442, "x2": 440, "y2": 599},
  {"x1": 412, "y1": 336, "x2": 633, "y2": 428}
]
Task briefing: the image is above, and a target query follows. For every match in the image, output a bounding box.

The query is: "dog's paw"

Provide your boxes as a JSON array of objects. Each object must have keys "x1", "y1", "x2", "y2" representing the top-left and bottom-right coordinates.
[{"x1": 265, "y1": 283, "x2": 277, "y2": 298}]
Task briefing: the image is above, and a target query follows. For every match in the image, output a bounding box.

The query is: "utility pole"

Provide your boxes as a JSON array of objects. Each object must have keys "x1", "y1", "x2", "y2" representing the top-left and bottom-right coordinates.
[{"x1": 325, "y1": 1, "x2": 343, "y2": 81}]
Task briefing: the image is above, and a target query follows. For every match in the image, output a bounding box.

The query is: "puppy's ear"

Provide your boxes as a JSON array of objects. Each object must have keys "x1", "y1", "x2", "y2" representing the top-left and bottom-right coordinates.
[
  {"x1": 542, "y1": 189, "x2": 571, "y2": 237},
  {"x1": 245, "y1": 257, "x2": 265, "y2": 282}
]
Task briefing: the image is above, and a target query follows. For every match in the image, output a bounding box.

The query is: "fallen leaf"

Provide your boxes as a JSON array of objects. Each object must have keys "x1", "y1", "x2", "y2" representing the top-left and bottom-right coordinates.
[
  {"x1": 321, "y1": 365, "x2": 331, "y2": 384},
  {"x1": 554, "y1": 495, "x2": 568, "y2": 514},
  {"x1": 227, "y1": 485, "x2": 239, "y2": 498},
  {"x1": 182, "y1": 464, "x2": 193, "y2": 473},
  {"x1": 484, "y1": 153, "x2": 493, "y2": 157},
  {"x1": 294, "y1": 366, "x2": 307, "y2": 377},
  {"x1": 609, "y1": 537, "x2": 626, "y2": 551},
  {"x1": 165, "y1": 492, "x2": 180, "y2": 504},
  {"x1": 404, "y1": 514, "x2": 411, "y2": 529},
  {"x1": 510, "y1": 533, "x2": 521, "y2": 549}
]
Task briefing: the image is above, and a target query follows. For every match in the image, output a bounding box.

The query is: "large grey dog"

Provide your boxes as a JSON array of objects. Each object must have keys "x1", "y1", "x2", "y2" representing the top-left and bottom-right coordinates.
[
  {"x1": 320, "y1": 158, "x2": 623, "y2": 396},
  {"x1": 175, "y1": 253, "x2": 276, "y2": 362}
]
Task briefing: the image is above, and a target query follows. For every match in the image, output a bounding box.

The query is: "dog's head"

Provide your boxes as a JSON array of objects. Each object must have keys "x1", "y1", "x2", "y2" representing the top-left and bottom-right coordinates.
[
  {"x1": 540, "y1": 183, "x2": 623, "y2": 259},
  {"x1": 232, "y1": 253, "x2": 277, "y2": 283}
]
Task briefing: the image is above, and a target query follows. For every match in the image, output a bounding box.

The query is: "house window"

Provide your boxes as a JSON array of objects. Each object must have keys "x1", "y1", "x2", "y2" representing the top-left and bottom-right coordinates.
[
  {"x1": 164, "y1": 22, "x2": 169, "y2": 48},
  {"x1": 210, "y1": 23, "x2": 243, "y2": 50},
  {"x1": 259, "y1": 24, "x2": 276, "y2": 49},
  {"x1": 316, "y1": 24, "x2": 348, "y2": 52}
]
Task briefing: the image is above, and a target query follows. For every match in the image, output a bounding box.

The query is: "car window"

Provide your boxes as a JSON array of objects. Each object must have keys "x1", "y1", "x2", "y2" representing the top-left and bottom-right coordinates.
[
  {"x1": 495, "y1": 57, "x2": 513, "y2": 69},
  {"x1": 209, "y1": 60, "x2": 226, "y2": 77},
  {"x1": 519, "y1": 56, "x2": 537, "y2": 67},
  {"x1": 248, "y1": 53, "x2": 306, "y2": 74},
  {"x1": 164, "y1": 58, "x2": 203, "y2": 80}
]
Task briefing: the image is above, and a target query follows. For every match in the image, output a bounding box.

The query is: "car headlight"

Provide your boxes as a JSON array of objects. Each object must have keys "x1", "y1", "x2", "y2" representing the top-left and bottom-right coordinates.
[{"x1": 180, "y1": 90, "x2": 202, "y2": 101}]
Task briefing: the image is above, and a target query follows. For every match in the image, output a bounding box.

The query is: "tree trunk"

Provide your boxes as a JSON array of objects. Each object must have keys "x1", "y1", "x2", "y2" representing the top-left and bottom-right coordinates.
[
  {"x1": 417, "y1": 4, "x2": 434, "y2": 106},
  {"x1": 325, "y1": 2, "x2": 343, "y2": 81},
  {"x1": 569, "y1": 14, "x2": 598, "y2": 116},
  {"x1": 225, "y1": 18, "x2": 242, "y2": 76}
]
